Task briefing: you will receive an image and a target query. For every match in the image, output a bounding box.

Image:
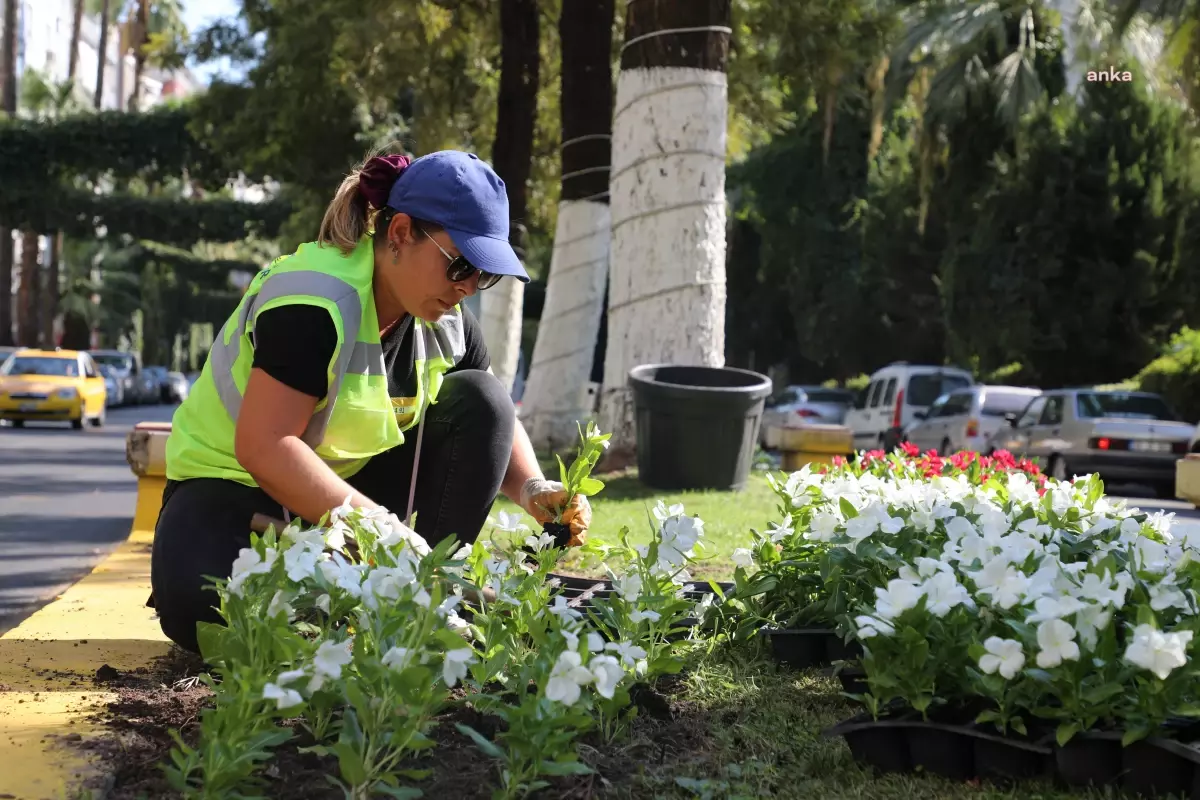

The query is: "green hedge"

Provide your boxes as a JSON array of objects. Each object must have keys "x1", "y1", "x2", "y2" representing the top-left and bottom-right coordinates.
[
  {"x1": 1133, "y1": 327, "x2": 1200, "y2": 422},
  {"x1": 0, "y1": 105, "x2": 250, "y2": 189},
  {"x1": 0, "y1": 188, "x2": 290, "y2": 246}
]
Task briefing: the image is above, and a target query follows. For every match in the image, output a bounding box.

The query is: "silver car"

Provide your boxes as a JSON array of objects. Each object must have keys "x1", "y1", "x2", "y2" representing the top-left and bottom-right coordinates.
[
  {"x1": 905, "y1": 385, "x2": 1041, "y2": 454},
  {"x1": 989, "y1": 389, "x2": 1192, "y2": 496},
  {"x1": 762, "y1": 385, "x2": 856, "y2": 433}
]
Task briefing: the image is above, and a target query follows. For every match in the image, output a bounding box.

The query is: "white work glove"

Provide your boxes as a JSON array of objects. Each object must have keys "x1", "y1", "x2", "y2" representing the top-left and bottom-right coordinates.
[{"x1": 519, "y1": 477, "x2": 592, "y2": 547}]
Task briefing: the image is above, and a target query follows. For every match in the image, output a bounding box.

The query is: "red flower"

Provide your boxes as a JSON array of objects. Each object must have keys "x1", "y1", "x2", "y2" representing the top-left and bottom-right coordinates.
[
  {"x1": 900, "y1": 441, "x2": 920, "y2": 457},
  {"x1": 832, "y1": 455, "x2": 847, "y2": 467}
]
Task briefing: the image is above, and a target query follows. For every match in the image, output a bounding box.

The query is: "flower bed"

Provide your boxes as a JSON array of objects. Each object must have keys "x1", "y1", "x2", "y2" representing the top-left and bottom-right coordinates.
[{"x1": 722, "y1": 446, "x2": 1200, "y2": 791}]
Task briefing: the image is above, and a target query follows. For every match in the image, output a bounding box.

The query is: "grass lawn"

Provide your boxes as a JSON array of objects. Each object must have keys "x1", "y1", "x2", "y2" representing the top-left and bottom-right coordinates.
[
  {"x1": 488, "y1": 467, "x2": 783, "y2": 580},
  {"x1": 629, "y1": 648, "x2": 1094, "y2": 800}
]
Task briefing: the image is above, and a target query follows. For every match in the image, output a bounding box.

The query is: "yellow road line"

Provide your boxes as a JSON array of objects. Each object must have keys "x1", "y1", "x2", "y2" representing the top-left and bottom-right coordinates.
[{"x1": 0, "y1": 476, "x2": 171, "y2": 800}]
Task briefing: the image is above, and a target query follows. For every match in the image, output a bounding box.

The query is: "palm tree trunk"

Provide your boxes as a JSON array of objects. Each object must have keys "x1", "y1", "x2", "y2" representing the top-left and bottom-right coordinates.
[
  {"x1": 128, "y1": 0, "x2": 148, "y2": 110},
  {"x1": 42, "y1": 233, "x2": 60, "y2": 346},
  {"x1": 521, "y1": 0, "x2": 615, "y2": 452},
  {"x1": 17, "y1": 231, "x2": 38, "y2": 345},
  {"x1": 94, "y1": 0, "x2": 112, "y2": 109},
  {"x1": 0, "y1": 0, "x2": 17, "y2": 345},
  {"x1": 598, "y1": 0, "x2": 733, "y2": 454},
  {"x1": 68, "y1": 0, "x2": 84, "y2": 80},
  {"x1": 480, "y1": 0, "x2": 539, "y2": 395}
]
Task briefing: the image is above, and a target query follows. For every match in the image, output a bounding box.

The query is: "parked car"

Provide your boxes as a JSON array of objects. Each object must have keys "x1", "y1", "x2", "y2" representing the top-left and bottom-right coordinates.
[
  {"x1": 761, "y1": 385, "x2": 856, "y2": 441},
  {"x1": 0, "y1": 348, "x2": 107, "y2": 429},
  {"x1": 0, "y1": 345, "x2": 16, "y2": 368},
  {"x1": 99, "y1": 364, "x2": 123, "y2": 407},
  {"x1": 165, "y1": 371, "x2": 190, "y2": 403},
  {"x1": 88, "y1": 350, "x2": 146, "y2": 405},
  {"x1": 988, "y1": 389, "x2": 1192, "y2": 496},
  {"x1": 904, "y1": 385, "x2": 1042, "y2": 455},
  {"x1": 144, "y1": 366, "x2": 171, "y2": 402},
  {"x1": 844, "y1": 363, "x2": 975, "y2": 451}
]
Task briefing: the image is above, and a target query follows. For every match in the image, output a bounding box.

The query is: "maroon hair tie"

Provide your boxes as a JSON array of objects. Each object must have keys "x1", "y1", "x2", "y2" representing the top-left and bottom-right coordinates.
[{"x1": 358, "y1": 154, "x2": 411, "y2": 209}]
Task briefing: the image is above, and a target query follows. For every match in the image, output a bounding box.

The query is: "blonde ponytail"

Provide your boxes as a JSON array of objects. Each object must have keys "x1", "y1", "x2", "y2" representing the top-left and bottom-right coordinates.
[
  {"x1": 318, "y1": 147, "x2": 413, "y2": 255},
  {"x1": 317, "y1": 167, "x2": 371, "y2": 255}
]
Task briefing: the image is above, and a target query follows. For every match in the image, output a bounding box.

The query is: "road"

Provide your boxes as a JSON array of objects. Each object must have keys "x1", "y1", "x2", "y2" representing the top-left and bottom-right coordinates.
[
  {"x1": 0, "y1": 411, "x2": 1198, "y2": 635},
  {"x1": 0, "y1": 403, "x2": 176, "y2": 634}
]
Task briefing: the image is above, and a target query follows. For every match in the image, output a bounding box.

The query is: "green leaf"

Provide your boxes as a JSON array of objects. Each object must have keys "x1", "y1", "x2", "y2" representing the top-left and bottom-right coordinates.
[
  {"x1": 333, "y1": 741, "x2": 368, "y2": 786},
  {"x1": 839, "y1": 497, "x2": 858, "y2": 519},
  {"x1": 1082, "y1": 683, "x2": 1124, "y2": 704},
  {"x1": 1122, "y1": 727, "x2": 1149, "y2": 747},
  {"x1": 556, "y1": 454, "x2": 568, "y2": 487},
  {"x1": 455, "y1": 723, "x2": 505, "y2": 760},
  {"x1": 577, "y1": 476, "x2": 605, "y2": 496},
  {"x1": 396, "y1": 769, "x2": 432, "y2": 780},
  {"x1": 1056, "y1": 722, "x2": 1081, "y2": 747},
  {"x1": 374, "y1": 785, "x2": 423, "y2": 799},
  {"x1": 538, "y1": 759, "x2": 594, "y2": 776}
]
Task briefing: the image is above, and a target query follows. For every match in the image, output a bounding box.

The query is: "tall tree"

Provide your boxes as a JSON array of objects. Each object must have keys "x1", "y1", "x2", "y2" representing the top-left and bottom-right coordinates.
[
  {"x1": 521, "y1": 0, "x2": 615, "y2": 451},
  {"x1": 480, "y1": 0, "x2": 540, "y2": 394},
  {"x1": 68, "y1": 0, "x2": 85, "y2": 80},
  {"x1": 95, "y1": 0, "x2": 112, "y2": 109},
  {"x1": 16, "y1": 231, "x2": 38, "y2": 345},
  {"x1": 128, "y1": 0, "x2": 149, "y2": 110},
  {"x1": 599, "y1": 0, "x2": 734, "y2": 454},
  {"x1": 0, "y1": 0, "x2": 16, "y2": 345}
]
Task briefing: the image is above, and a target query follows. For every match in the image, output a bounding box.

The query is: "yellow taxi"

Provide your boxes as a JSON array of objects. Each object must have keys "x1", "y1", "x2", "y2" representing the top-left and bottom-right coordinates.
[{"x1": 0, "y1": 348, "x2": 108, "y2": 429}]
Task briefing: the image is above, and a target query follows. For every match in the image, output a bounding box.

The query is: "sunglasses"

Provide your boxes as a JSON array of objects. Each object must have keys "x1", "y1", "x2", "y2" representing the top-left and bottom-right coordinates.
[{"x1": 417, "y1": 225, "x2": 502, "y2": 290}]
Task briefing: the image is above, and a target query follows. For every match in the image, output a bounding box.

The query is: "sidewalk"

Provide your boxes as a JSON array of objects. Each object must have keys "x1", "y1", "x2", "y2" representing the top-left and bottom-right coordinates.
[{"x1": 0, "y1": 475, "x2": 169, "y2": 800}]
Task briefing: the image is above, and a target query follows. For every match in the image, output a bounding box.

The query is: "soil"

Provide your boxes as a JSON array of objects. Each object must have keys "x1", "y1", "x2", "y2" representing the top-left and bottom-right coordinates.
[{"x1": 81, "y1": 647, "x2": 715, "y2": 799}]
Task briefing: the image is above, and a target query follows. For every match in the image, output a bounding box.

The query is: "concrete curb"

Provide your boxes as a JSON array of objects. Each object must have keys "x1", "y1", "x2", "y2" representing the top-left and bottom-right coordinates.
[{"x1": 0, "y1": 451, "x2": 169, "y2": 799}]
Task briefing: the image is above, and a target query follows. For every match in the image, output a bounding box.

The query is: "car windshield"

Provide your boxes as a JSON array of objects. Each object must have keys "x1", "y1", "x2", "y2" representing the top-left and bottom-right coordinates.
[
  {"x1": 981, "y1": 391, "x2": 1038, "y2": 417},
  {"x1": 1076, "y1": 392, "x2": 1178, "y2": 421},
  {"x1": 2, "y1": 356, "x2": 78, "y2": 377},
  {"x1": 91, "y1": 353, "x2": 133, "y2": 370},
  {"x1": 906, "y1": 373, "x2": 972, "y2": 407}
]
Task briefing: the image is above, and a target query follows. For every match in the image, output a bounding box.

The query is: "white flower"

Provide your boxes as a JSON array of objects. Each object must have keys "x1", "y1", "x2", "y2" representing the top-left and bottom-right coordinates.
[
  {"x1": 873, "y1": 579, "x2": 924, "y2": 620},
  {"x1": 587, "y1": 632, "x2": 605, "y2": 652},
  {"x1": 1149, "y1": 580, "x2": 1191, "y2": 613},
  {"x1": 313, "y1": 640, "x2": 353, "y2": 681},
  {"x1": 590, "y1": 655, "x2": 624, "y2": 699},
  {"x1": 282, "y1": 542, "x2": 322, "y2": 583},
  {"x1": 605, "y1": 640, "x2": 647, "y2": 667},
  {"x1": 973, "y1": 557, "x2": 1030, "y2": 610},
  {"x1": 659, "y1": 515, "x2": 704, "y2": 567},
  {"x1": 266, "y1": 590, "x2": 295, "y2": 620},
  {"x1": 446, "y1": 612, "x2": 469, "y2": 633},
  {"x1": 277, "y1": 668, "x2": 307, "y2": 685},
  {"x1": 731, "y1": 548, "x2": 754, "y2": 568},
  {"x1": 766, "y1": 517, "x2": 794, "y2": 542},
  {"x1": 922, "y1": 572, "x2": 974, "y2": 617},
  {"x1": 330, "y1": 495, "x2": 355, "y2": 523},
  {"x1": 382, "y1": 646, "x2": 415, "y2": 672},
  {"x1": 492, "y1": 510, "x2": 529, "y2": 533},
  {"x1": 1074, "y1": 603, "x2": 1113, "y2": 650},
  {"x1": 629, "y1": 608, "x2": 662, "y2": 624},
  {"x1": 854, "y1": 614, "x2": 895, "y2": 639},
  {"x1": 806, "y1": 510, "x2": 841, "y2": 542},
  {"x1": 315, "y1": 593, "x2": 331, "y2": 614},
  {"x1": 1026, "y1": 595, "x2": 1087, "y2": 624},
  {"x1": 413, "y1": 587, "x2": 432, "y2": 608},
  {"x1": 549, "y1": 595, "x2": 583, "y2": 622},
  {"x1": 318, "y1": 555, "x2": 365, "y2": 598},
  {"x1": 653, "y1": 501, "x2": 686, "y2": 522},
  {"x1": 1077, "y1": 571, "x2": 1126, "y2": 609},
  {"x1": 611, "y1": 572, "x2": 642, "y2": 603},
  {"x1": 227, "y1": 546, "x2": 278, "y2": 596},
  {"x1": 262, "y1": 682, "x2": 303, "y2": 710},
  {"x1": 545, "y1": 650, "x2": 595, "y2": 705},
  {"x1": 1124, "y1": 624, "x2": 1194, "y2": 680},
  {"x1": 1036, "y1": 619, "x2": 1081, "y2": 668},
  {"x1": 436, "y1": 594, "x2": 461, "y2": 618},
  {"x1": 442, "y1": 648, "x2": 475, "y2": 687},
  {"x1": 978, "y1": 637, "x2": 1025, "y2": 680},
  {"x1": 524, "y1": 531, "x2": 554, "y2": 551}
]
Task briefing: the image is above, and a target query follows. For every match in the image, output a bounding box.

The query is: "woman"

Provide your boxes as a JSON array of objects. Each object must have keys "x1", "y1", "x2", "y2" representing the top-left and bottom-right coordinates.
[{"x1": 151, "y1": 150, "x2": 592, "y2": 653}]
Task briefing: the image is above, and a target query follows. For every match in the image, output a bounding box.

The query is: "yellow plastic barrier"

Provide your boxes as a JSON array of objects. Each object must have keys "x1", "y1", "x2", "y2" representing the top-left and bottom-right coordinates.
[
  {"x1": 1177, "y1": 454, "x2": 1200, "y2": 508},
  {"x1": 765, "y1": 423, "x2": 853, "y2": 471}
]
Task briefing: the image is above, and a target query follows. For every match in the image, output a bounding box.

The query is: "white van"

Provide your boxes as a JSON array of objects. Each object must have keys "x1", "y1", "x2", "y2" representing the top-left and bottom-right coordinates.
[{"x1": 844, "y1": 363, "x2": 975, "y2": 451}]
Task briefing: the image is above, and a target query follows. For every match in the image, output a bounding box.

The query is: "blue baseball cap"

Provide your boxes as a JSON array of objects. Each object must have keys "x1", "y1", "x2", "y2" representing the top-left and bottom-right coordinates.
[{"x1": 386, "y1": 151, "x2": 529, "y2": 283}]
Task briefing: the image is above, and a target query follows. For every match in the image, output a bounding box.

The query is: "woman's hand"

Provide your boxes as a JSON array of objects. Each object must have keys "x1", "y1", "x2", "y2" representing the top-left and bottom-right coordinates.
[{"x1": 519, "y1": 477, "x2": 591, "y2": 546}]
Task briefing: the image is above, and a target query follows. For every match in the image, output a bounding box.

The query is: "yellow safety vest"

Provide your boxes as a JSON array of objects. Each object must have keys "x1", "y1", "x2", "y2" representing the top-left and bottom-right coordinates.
[{"x1": 166, "y1": 238, "x2": 466, "y2": 486}]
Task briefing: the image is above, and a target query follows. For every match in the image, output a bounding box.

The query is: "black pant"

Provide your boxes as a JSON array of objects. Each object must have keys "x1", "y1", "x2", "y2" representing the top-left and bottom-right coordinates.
[{"x1": 150, "y1": 369, "x2": 515, "y2": 653}]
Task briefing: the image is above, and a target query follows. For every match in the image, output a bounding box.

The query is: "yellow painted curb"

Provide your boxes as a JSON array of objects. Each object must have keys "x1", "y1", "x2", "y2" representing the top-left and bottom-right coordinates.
[{"x1": 0, "y1": 475, "x2": 171, "y2": 800}]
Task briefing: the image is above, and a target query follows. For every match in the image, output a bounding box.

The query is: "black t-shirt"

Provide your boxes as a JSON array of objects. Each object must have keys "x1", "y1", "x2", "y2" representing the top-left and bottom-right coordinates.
[{"x1": 251, "y1": 303, "x2": 491, "y2": 399}]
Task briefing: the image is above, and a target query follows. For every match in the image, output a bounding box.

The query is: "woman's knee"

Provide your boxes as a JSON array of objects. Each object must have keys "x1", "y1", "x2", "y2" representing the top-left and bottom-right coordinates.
[{"x1": 437, "y1": 369, "x2": 515, "y2": 436}]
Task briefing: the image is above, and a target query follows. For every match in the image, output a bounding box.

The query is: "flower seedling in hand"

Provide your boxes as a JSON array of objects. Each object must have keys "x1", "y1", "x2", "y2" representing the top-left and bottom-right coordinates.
[{"x1": 539, "y1": 422, "x2": 610, "y2": 548}]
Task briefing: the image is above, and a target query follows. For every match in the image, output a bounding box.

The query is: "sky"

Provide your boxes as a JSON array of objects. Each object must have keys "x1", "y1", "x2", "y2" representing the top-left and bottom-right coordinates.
[{"x1": 180, "y1": 0, "x2": 243, "y2": 84}]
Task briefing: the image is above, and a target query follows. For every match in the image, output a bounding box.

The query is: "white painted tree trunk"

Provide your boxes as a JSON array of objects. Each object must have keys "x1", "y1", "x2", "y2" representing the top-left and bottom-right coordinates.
[
  {"x1": 599, "y1": 66, "x2": 728, "y2": 450},
  {"x1": 480, "y1": 279, "x2": 524, "y2": 394},
  {"x1": 520, "y1": 200, "x2": 610, "y2": 451},
  {"x1": 1052, "y1": 0, "x2": 1083, "y2": 98}
]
